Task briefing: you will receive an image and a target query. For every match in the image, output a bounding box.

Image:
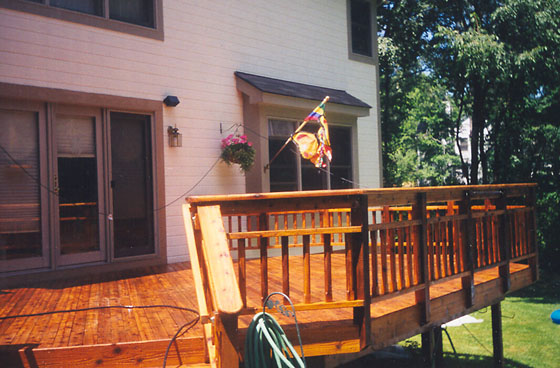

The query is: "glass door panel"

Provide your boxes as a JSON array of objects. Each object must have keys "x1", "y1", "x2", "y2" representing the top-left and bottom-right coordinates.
[
  {"x1": 110, "y1": 112, "x2": 154, "y2": 258},
  {"x1": 55, "y1": 111, "x2": 104, "y2": 265},
  {"x1": 0, "y1": 107, "x2": 47, "y2": 271}
]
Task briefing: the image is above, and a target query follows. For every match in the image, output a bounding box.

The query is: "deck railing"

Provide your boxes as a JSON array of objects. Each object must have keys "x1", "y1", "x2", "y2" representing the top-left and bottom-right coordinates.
[{"x1": 183, "y1": 183, "x2": 538, "y2": 367}]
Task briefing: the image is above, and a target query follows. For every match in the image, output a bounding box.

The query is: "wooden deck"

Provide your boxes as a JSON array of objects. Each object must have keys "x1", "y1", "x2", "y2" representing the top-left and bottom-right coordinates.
[
  {"x1": 0, "y1": 263, "x2": 206, "y2": 367},
  {"x1": 0, "y1": 184, "x2": 539, "y2": 367},
  {"x1": 0, "y1": 256, "x2": 533, "y2": 367}
]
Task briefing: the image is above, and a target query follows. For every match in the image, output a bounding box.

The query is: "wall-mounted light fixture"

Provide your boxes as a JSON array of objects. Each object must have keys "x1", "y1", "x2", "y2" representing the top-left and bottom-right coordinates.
[
  {"x1": 163, "y1": 95, "x2": 180, "y2": 107},
  {"x1": 167, "y1": 125, "x2": 182, "y2": 147}
]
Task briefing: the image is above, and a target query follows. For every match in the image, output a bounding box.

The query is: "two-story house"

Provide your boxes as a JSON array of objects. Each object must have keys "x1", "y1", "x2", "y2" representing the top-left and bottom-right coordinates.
[{"x1": 0, "y1": 0, "x2": 382, "y2": 280}]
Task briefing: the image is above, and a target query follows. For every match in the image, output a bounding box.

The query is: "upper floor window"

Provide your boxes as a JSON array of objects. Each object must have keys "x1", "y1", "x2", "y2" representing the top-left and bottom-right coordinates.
[
  {"x1": 347, "y1": 0, "x2": 375, "y2": 63},
  {"x1": 0, "y1": 0, "x2": 163, "y2": 40}
]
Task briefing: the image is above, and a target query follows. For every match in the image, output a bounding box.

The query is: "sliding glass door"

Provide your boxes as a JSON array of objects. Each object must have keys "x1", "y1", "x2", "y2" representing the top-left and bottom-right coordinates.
[{"x1": 0, "y1": 99, "x2": 158, "y2": 273}]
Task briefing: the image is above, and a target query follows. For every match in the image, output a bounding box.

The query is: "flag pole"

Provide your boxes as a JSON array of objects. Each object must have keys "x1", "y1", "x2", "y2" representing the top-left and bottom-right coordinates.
[{"x1": 264, "y1": 96, "x2": 329, "y2": 172}]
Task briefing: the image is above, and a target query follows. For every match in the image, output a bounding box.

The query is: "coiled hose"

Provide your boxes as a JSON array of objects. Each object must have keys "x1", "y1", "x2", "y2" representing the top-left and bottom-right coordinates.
[{"x1": 244, "y1": 292, "x2": 306, "y2": 368}]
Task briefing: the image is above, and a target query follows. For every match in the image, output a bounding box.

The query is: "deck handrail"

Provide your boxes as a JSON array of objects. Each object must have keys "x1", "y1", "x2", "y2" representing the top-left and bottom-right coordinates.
[{"x1": 185, "y1": 183, "x2": 538, "y2": 367}]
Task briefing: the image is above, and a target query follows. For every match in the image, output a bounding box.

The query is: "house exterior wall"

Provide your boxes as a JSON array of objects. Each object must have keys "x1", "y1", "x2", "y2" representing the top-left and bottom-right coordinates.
[{"x1": 0, "y1": 0, "x2": 381, "y2": 264}]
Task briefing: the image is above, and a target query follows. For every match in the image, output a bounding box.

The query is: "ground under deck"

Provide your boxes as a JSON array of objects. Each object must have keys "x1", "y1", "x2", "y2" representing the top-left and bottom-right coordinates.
[{"x1": 0, "y1": 254, "x2": 533, "y2": 367}]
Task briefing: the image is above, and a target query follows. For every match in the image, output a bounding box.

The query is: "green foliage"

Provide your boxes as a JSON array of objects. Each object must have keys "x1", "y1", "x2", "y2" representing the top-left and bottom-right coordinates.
[{"x1": 378, "y1": 0, "x2": 560, "y2": 272}]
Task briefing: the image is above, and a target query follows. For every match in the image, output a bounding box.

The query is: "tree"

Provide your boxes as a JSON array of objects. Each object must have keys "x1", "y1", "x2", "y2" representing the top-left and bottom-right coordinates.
[{"x1": 378, "y1": 0, "x2": 560, "y2": 271}]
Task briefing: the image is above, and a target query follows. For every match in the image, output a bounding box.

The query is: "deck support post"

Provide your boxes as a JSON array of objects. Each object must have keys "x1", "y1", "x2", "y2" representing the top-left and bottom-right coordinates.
[
  {"x1": 491, "y1": 302, "x2": 504, "y2": 368},
  {"x1": 413, "y1": 192, "x2": 430, "y2": 325},
  {"x1": 526, "y1": 187, "x2": 539, "y2": 282},
  {"x1": 460, "y1": 191, "x2": 475, "y2": 307},
  {"x1": 216, "y1": 315, "x2": 239, "y2": 368},
  {"x1": 421, "y1": 326, "x2": 443, "y2": 368},
  {"x1": 350, "y1": 195, "x2": 371, "y2": 348}
]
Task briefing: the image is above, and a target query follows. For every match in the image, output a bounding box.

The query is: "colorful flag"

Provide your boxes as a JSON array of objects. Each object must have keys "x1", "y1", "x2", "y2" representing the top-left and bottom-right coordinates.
[{"x1": 292, "y1": 96, "x2": 332, "y2": 168}]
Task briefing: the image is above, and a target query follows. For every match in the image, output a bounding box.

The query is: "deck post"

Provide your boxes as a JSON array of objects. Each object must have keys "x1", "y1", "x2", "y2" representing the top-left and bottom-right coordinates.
[
  {"x1": 350, "y1": 194, "x2": 371, "y2": 348},
  {"x1": 496, "y1": 193, "x2": 511, "y2": 292},
  {"x1": 526, "y1": 186, "x2": 539, "y2": 282},
  {"x1": 421, "y1": 326, "x2": 443, "y2": 368},
  {"x1": 258, "y1": 212, "x2": 269, "y2": 303},
  {"x1": 216, "y1": 314, "x2": 240, "y2": 368},
  {"x1": 491, "y1": 302, "x2": 504, "y2": 368},
  {"x1": 434, "y1": 326, "x2": 443, "y2": 368},
  {"x1": 413, "y1": 192, "x2": 430, "y2": 325},
  {"x1": 459, "y1": 191, "x2": 475, "y2": 307}
]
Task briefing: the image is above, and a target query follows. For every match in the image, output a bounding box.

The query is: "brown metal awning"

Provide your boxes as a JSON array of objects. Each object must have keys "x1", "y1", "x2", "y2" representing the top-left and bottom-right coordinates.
[{"x1": 235, "y1": 71, "x2": 371, "y2": 111}]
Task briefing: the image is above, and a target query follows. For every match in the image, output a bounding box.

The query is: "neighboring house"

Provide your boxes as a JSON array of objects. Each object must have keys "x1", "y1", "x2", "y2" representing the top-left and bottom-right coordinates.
[
  {"x1": 454, "y1": 117, "x2": 490, "y2": 184},
  {"x1": 0, "y1": 0, "x2": 382, "y2": 279}
]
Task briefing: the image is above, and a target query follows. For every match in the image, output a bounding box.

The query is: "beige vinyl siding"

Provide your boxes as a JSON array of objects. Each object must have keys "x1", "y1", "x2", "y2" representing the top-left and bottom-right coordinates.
[{"x1": 0, "y1": 0, "x2": 381, "y2": 263}]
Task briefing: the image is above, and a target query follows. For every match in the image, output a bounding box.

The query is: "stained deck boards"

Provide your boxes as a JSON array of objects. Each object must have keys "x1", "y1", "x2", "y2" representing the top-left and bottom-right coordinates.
[
  {"x1": 1, "y1": 255, "x2": 532, "y2": 367},
  {"x1": 0, "y1": 264, "x2": 203, "y2": 348}
]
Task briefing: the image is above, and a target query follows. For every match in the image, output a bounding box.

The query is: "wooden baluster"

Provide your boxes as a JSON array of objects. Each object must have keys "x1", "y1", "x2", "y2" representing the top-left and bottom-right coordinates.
[
  {"x1": 520, "y1": 211, "x2": 525, "y2": 256},
  {"x1": 493, "y1": 205, "x2": 499, "y2": 264},
  {"x1": 412, "y1": 210, "x2": 421, "y2": 286},
  {"x1": 398, "y1": 212, "x2": 405, "y2": 290},
  {"x1": 457, "y1": 215, "x2": 463, "y2": 273},
  {"x1": 258, "y1": 213, "x2": 268, "y2": 302},
  {"x1": 237, "y1": 216, "x2": 246, "y2": 307},
  {"x1": 303, "y1": 234, "x2": 311, "y2": 304},
  {"x1": 370, "y1": 229, "x2": 379, "y2": 296},
  {"x1": 323, "y1": 233, "x2": 333, "y2": 302},
  {"x1": 484, "y1": 199, "x2": 492, "y2": 266},
  {"x1": 513, "y1": 212, "x2": 523, "y2": 257},
  {"x1": 379, "y1": 225, "x2": 388, "y2": 295},
  {"x1": 446, "y1": 201, "x2": 455, "y2": 276},
  {"x1": 426, "y1": 211, "x2": 434, "y2": 281},
  {"x1": 274, "y1": 214, "x2": 279, "y2": 247},
  {"x1": 477, "y1": 218, "x2": 483, "y2": 267},
  {"x1": 441, "y1": 217, "x2": 448, "y2": 278},
  {"x1": 383, "y1": 207, "x2": 397, "y2": 292},
  {"x1": 293, "y1": 213, "x2": 298, "y2": 246},
  {"x1": 228, "y1": 216, "x2": 233, "y2": 249},
  {"x1": 311, "y1": 212, "x2": 316, "y2": 245},
  {"x1": 406, "y1": 210, "x2": 414, "y2": 286},
  {"x1": 282, "y1": 236, "x2": 290, "y2": 301},
  {"x1": 238, "y1": 238, "x2": 246, "y2": 307},
  {"x1": 434, "y1": 213, "x2": 442, "y2": 280},
  {"x1": 338, "y1": 211, "x2": 343, "y2": 244},
  {"x1": 345, "y1": 233, "x2": 353, "y2": 300}
]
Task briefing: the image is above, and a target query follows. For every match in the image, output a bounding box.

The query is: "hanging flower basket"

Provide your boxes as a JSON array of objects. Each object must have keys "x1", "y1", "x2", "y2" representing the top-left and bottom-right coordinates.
[{"x1": 220, "y1": 134, "x2": 256, "y2": 173}]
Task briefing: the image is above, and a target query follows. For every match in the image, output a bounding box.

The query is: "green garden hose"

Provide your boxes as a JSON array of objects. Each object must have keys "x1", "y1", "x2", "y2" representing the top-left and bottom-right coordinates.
[{"x1": 244, "y1": 292, "x2": 306, "y2": 368}]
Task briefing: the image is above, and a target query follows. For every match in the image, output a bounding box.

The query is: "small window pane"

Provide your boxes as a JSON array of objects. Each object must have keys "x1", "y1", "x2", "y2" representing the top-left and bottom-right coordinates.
[
  {"x1": 50, "y1": 0, "x2": 102, "y2": 16},
  {"x1": 350, "y1": 0, "x2": 372, "y2": 56},
  {"x1": 269, "y1": 138, "x2": 297, "y2": 192},
  {"x1": 110, "y1": 0, "x2": 154, "y2": 28},
  {"x1": 301, "y1": 162, "x2": 324, "y2": 191}
]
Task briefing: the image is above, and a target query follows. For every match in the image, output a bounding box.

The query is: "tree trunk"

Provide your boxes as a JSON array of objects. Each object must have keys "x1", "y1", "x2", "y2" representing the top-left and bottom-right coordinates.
[{"x1": 470, "y1": 79, "x2": 486, "y2": 185}]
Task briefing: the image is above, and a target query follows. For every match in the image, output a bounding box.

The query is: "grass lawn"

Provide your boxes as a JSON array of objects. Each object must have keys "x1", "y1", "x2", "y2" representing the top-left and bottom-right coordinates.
[{"x1": 340, "y1": 272, "x2": 560, "y2": 368}]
